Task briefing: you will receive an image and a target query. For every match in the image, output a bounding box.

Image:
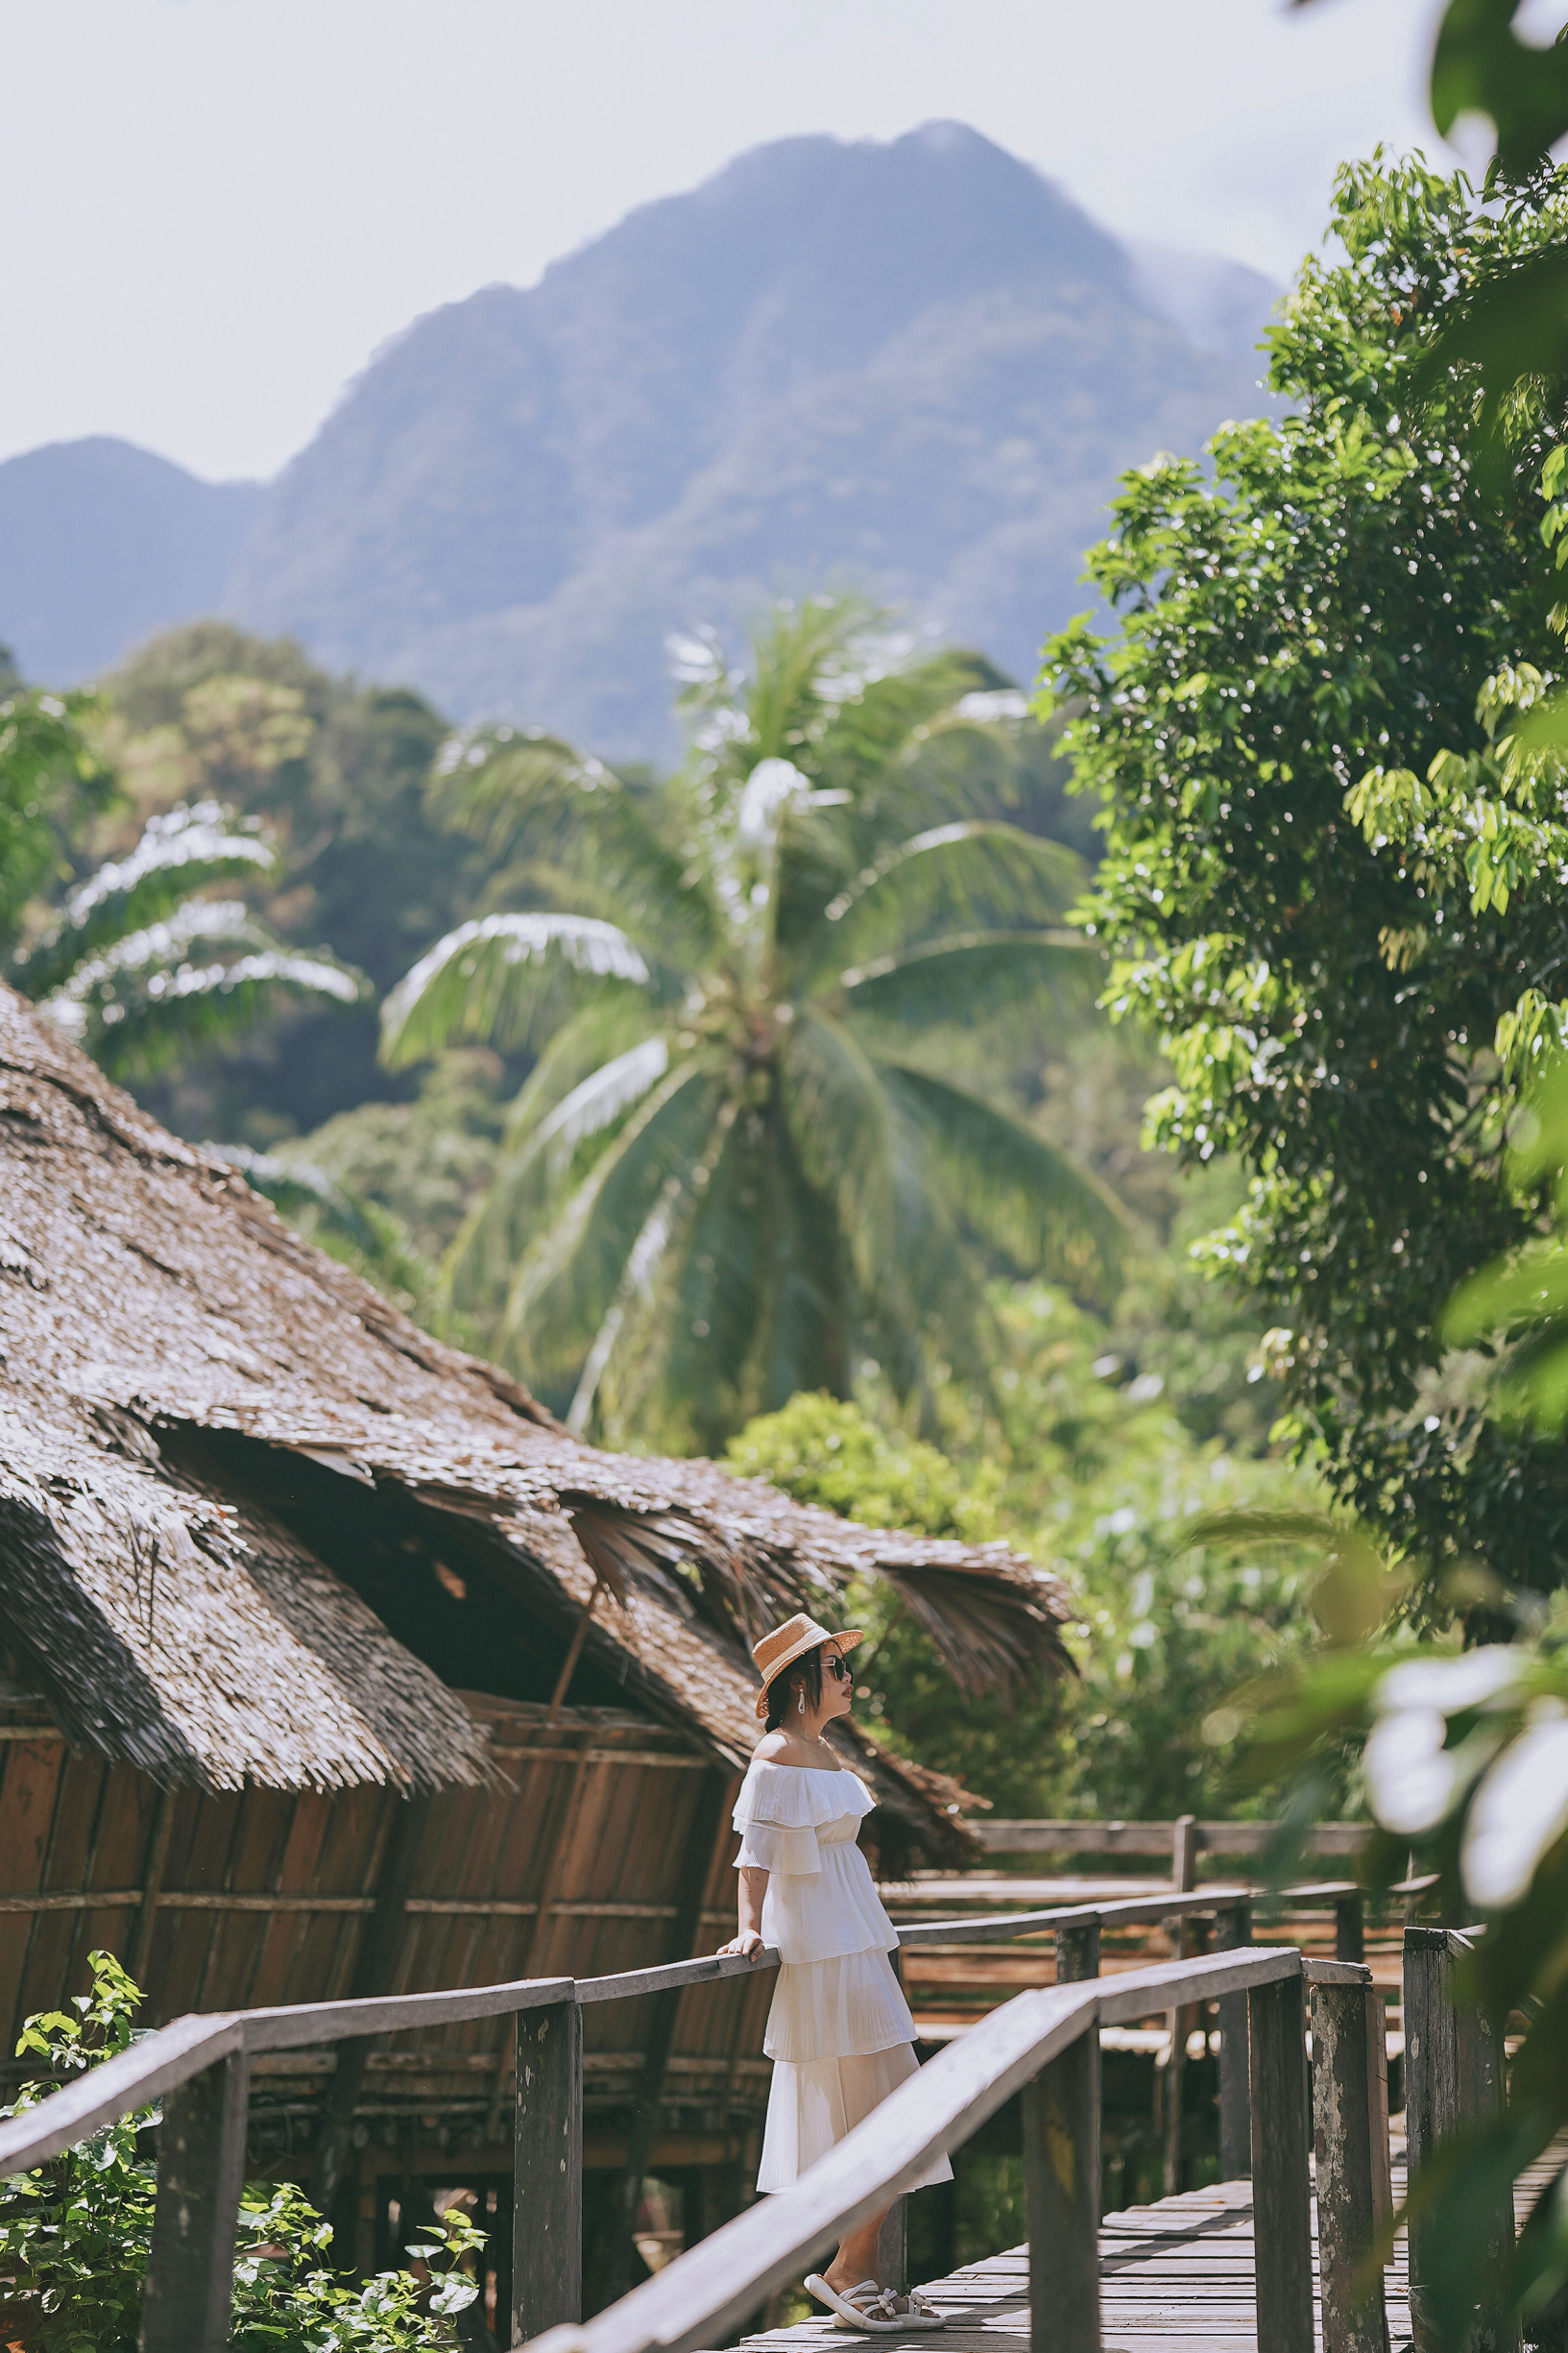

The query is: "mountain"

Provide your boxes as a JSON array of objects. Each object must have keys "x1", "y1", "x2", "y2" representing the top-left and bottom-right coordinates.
[
  {"x1": 1, "y1": 125, "x2": 1279, "y2": 755},
  {"x1": 0, "y1": 438, "x2": 261, "y2": 687}
]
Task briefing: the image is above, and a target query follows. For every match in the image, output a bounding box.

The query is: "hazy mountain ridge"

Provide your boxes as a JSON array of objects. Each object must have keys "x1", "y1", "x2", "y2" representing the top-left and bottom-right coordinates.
[
  {"x1": 0, "y1": 439, "x2": 263, "y2": 688},
  {"x1": 0, "y1": 124, "x2": 1280, "y2": 753}
]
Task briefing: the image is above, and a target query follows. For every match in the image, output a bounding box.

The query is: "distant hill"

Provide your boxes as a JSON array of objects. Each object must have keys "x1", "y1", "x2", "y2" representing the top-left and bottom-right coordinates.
[
  {"x1": 0, "y1": 125, "x2": 1279, "y2": 755},
  {"x1": 0, "y1": 439, "x2": 261, "y2": 687}
]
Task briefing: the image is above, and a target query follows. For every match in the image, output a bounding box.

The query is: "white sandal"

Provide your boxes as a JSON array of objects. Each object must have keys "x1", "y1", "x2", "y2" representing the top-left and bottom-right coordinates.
[
  {"x1": 871, "y1": 2288, "x2": 946, "y2": 2331},
  {"x1": 804, "y1": 2276, "x2": 904, "y2": 2333}
]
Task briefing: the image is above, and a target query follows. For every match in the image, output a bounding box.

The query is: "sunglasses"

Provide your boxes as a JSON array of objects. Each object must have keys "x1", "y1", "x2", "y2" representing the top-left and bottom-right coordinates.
[{"x1": 821, "y1": 1653, "x2": 851, "y2": 1682}]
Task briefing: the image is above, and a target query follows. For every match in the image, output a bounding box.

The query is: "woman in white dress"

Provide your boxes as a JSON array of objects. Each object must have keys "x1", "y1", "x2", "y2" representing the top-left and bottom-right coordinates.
[{"x1": 717, "y1": 1613, "x2": 950, "y2": 2334}]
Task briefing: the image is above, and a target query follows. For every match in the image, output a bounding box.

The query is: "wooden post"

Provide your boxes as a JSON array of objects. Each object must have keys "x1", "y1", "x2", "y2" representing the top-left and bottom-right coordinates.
[
  {"x1": 1023, "y1": 2025, "x2": 1101, "y2": 2353},
  {"x1": 1214, "y1": 1897, "x2": 1252, "y2": 2181},
  {"x1": 1312, "y1": 1978, "x2": 1390, "y2": 2353},
  {"x1": 876, "y1": 2199, "x2": 907, "y2": 2301},
  {"x1": 514, "y1": 1997, "x2": 584, "y2": 2342},
  {"x1": 1054, "y1": 1916, "x2": 1101, "y2": 2225},
  {"x1": 486, "y1": 1727, "x2": 597, "y2": 2147},
  {"x1": 880, "y1": 1942, "x2": 908, "y2": 2300},
  {"x1": 1055, "y1": 1920, "x2": 1101, "y2": 1984},
  {"x1": 142, "y1": 2049, "x2": 251, "y2": 2353},
  {"x1": 311, "y1": 1793, "x2": 428, "y2": 2217},
  {"x1": 1404, "y1": 1928, "x2": 1519, "y2": 2353},
  {"x1": 128, "y1": 1781, "x2": 177, "y2": 1986},
  {"x1": 1335, "y1": 1889, "x2": 1366, "y2": 1964},
  {"x1": 1162, "y1": 1817, "x2": 1197, "y2": 2196},
  {"x1": 1364, "y1": 1984, "x2": 1393, "y2": 2241},
  {"x1": 1404, "y1": 1925, "x2": 1445, "y2": 2351},
  {"x1": 1249, "y1": 1970, "x2": 1314, "y2": 2353},
  {"x1": 601, "y1": 1771, "x2": 733, "y2": 2301}
]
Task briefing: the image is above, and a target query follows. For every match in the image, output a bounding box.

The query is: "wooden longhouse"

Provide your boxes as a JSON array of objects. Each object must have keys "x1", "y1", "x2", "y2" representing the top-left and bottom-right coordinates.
[{"x1": 0, "y1": 983, "x2": 1072, "y2": 2322}]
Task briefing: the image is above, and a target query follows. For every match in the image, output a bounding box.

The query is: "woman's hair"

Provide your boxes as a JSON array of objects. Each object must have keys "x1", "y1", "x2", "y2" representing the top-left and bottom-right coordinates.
[{"x1": 763, "y1": 1643, "x2": 824, "y2": 1732}]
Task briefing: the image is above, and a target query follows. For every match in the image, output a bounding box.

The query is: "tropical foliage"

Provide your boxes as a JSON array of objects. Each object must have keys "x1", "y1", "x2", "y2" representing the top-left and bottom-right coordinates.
[
  {"x1": 98, "y1": 624, "x2": 473, "y2": 1138},
  {"x1": 0, "y1": 679, "x2": 116, "y2": 941},
  {"x1": 1039, "y1": 152, "x2": 1568, "y2": 1620},
  {"x1": 1297, "y1": 0, "x2": 1568, "y2": 445},
  {"x1": 727, "y1": 1160, "x2": 1323, "y2": 1823},
  {"x1": 9, "y1": 797, "x2": 363, "y2": 1082},
  {"x1": 0, "y1": 1950, "x2": 484, "y2": 2350},
  {"x1": 1, "y1": 672, "x2": 363, "y2": 1084},
  {"x1": 380, "y1": 596, "x2": 1124, "y2": 1449}
]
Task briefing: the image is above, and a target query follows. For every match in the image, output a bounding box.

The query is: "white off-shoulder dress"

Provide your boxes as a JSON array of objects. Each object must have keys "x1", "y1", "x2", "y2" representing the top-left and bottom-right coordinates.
[{"x1": 734, "y1": 1758, "x2": 953, "y2": 2194}]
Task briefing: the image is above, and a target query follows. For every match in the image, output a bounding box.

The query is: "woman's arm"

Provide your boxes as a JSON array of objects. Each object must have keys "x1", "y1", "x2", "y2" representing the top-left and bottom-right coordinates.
[{"x1": 717, "y1": 1865, "x2": 768, "y2": 1956}]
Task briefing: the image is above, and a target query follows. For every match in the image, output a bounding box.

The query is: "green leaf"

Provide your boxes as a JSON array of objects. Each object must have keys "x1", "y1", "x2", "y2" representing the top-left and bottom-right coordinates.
[
  {"x1": 10, "y1": 799, "x2": 275, "y2": 999},
  {"x1": 838, "y1": 929, "x2": 1090, "y2": 1028},
  {"x1": 1431, "y1": 0, "x2": 1568, "y2": 172},
  {"x1": 431, "y1": 726, "x2": 721, "y2": 965},
  {"x1": 1409, "y1": 245, "x2": 1568, "y2": 428},
  {"x1": 498, "y1": 1055, "x2": 720, "y2": 1405},
  {"x1": 803, "y1": 821, "x2": 1082, "y2": 982},
  {"x1": 378, "y1": 910, "x2": 652, "y2": 1067},
  {"x1": 880, "y1": 1062, "x2": 1128, "y2": 1281},
  {"x1": 37, "y1": 902, "x2": 364, "y2": 1084},
  {"x1": 778, "y1": 1009, "x2": 899, "y2": 1304}
]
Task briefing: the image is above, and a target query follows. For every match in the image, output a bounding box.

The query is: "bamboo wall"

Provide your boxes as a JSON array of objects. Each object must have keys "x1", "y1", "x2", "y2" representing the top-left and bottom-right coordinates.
[{"x1": 0, "y1": 1689, "x2": 774, "y2": 2177}]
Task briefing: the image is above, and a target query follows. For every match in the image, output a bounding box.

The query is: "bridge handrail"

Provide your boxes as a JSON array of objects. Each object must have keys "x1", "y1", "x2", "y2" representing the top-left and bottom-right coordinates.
[
  {"x1": 972, "y1": 1816, "x2": 1371, "y2": 1857},
  {"x1": 0, "y1": 1881, "x2": 1387, "y2": 2351},
  {"x1": 524, "y1": 1948, "x2": 1372, "y2": 2353},
  {"x1": 0, "y1": 1881, "x2": 1270, "y2": 2177}
]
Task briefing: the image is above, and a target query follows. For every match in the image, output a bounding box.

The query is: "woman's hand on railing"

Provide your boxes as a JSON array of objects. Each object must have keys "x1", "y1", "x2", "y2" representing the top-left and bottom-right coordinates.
[{"x1": 716, "y1": 1929, "x2": 763, "y2": 1958}]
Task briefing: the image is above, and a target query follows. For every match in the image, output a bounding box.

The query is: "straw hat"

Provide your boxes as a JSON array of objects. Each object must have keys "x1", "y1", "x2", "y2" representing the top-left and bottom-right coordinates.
[{"x1": 750, "y1": 1613, "x2": 864, "y2": 1719}]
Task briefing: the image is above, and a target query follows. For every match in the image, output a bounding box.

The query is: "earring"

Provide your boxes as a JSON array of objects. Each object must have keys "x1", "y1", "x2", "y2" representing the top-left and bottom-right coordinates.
[{"x1": 798, "y1": 1687, "x2": 806, "y2": 1715}]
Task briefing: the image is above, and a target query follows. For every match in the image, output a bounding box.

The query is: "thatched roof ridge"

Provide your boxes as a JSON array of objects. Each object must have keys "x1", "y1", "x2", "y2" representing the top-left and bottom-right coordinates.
[{"x1": 0, "y1": 988, "x2": 1071, "y2": 1836}]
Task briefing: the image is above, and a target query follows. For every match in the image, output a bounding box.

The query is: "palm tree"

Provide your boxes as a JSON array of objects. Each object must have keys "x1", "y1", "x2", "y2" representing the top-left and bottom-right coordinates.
[
  {"x1": 380, "y1": 596, "x2": 1123, "y2": 1447},
  {"x1": 5, "y1": 765, "x2": 364, "y2": 1082}
]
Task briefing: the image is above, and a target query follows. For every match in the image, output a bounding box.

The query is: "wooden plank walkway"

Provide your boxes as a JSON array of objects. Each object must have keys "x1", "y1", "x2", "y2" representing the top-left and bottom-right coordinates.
[
  {"x1": 738, "y1": 2173, "x2": 1411, "y2": 2353},
  {"x1": 737, "y1": 2145, "x2": 1563, "y2": 2353}
]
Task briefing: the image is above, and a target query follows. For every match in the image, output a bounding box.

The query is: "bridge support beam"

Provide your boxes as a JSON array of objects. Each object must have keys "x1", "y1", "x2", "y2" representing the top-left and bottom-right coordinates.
[
  {"x1": 1312, "y1": 1977, "x2": 1389, "y2": 2353},
  {"x1": 1249, "y1": 1970, "x2": 1314, "y2": 2353},
  {"x1": 514, "y1": 1996, "x2": 584, "y2": 2344},
  {"x1": 143, "y1": 2047, "x2": 251, "y2": 2353},
  {"x1": 1054, "y1": 1917, "x2": 1100, "y2": 2225},
  {"x1": 1214, "y1": 1897, "x2": 1252, "y2": 2179},
  {"x1": 1404, "y1": 1928, "x2": 1518, "y2": 2353},
  {"x1": 1024, "y1": 2025, "x2": 1101, "y2": 2353}
]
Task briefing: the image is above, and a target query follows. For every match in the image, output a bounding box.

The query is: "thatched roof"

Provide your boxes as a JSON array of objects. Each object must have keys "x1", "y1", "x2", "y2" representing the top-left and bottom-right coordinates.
[{"x1": 0, "y1": 986, "x2": 1072, "y2": 1845}]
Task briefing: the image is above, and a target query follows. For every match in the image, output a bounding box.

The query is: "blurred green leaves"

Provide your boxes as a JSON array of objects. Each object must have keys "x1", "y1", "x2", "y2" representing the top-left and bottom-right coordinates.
[{"x1": 1429, "y1": 0, "x2": 1568, "y2": 177}]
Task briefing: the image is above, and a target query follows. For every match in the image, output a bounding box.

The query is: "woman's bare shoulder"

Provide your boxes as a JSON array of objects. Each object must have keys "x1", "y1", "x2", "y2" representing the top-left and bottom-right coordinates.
[{"x1": 752, "y1": 1732, "x2": 841, "y2": 1767}]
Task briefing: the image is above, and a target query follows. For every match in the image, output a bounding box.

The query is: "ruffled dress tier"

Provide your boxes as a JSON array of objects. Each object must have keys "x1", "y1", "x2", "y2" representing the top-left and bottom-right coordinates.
[{"x1": 734, "y1": 1758, "x2": 953, "y2": 2195}]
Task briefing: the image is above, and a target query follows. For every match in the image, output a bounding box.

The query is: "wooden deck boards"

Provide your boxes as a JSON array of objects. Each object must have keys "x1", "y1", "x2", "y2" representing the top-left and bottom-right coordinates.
[
  {"x1": 736, "y1": 2143, "x2": 1562, "y2": 2353},
  {"x1": 738, "y1": 2173, "x2": 1411, "y2": 2353}
]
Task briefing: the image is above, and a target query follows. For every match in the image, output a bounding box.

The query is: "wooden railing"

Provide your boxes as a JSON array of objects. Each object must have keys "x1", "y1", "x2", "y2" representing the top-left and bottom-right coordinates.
[
  {"x1": 971, "y1": 1815, "x2": 1372, "y2": 1863},
  {"x1": 0, "y1": 1884, "x2": 1383, "y2": 2352},
  {"x1": 1403, "y1": 1925, "x2": 1517, "y2": 2353},
  {"x1": 524, "y1": 1945, "x2": 1391, "y2": 2353}
]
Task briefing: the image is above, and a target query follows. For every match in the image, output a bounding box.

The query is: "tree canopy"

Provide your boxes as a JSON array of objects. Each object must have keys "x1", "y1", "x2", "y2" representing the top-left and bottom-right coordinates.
[
  {"x1": 380, "y1": 595, "x2": 1124, "y2": 1449},
  {"x1": 1040, "y1": 153, "x2": 1568, "y2": 1616}
]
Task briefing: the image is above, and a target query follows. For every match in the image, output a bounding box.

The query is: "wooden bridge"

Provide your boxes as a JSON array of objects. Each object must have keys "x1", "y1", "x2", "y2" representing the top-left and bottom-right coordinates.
[{"x1": 0, "y1": 1864, "x2": 1512, "y2": 2353}]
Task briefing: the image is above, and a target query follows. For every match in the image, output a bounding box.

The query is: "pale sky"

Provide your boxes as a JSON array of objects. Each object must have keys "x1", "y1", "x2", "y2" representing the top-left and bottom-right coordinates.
[{"x1": 4, "y1": 0, "x2": 1451, "y2": 484}]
